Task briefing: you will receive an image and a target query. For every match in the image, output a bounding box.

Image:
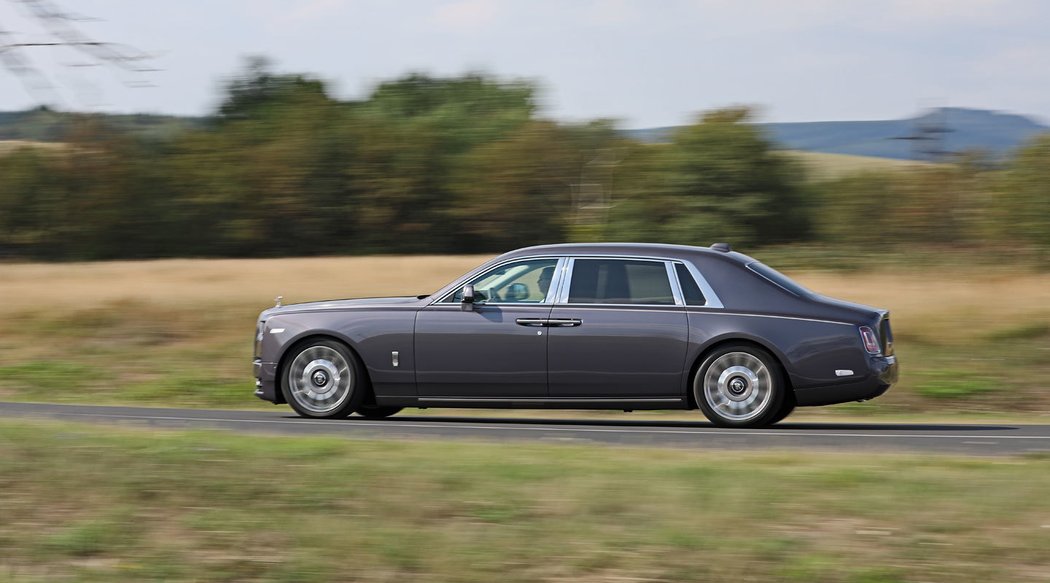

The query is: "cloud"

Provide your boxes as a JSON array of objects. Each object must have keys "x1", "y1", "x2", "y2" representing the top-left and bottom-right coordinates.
[
  {"x1": 432, "y1": 0, "x2": 501, "y2": 31},
  {"x1": 288, "y1": 0, "x2": 350, "y2": 22}
]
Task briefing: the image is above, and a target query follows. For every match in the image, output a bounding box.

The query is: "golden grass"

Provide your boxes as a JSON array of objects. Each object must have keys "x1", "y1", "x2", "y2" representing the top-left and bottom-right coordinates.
[
  {"x1": 0, "y1": 255, "x2": 491, "y2": 311},
  {"x1": 0, "y1": 139, "x2": 65, "y2": 155},
  {"x1": 783, "y1": 150, "x2": 933, "y2": 181},
  {"x1": 3, "y1": 255, "x2": 1046, "y2": 339},
  {"x1": 1, "y1": 255, "x2": 1047, "y2": 414},
  {"x1": 794, "y1": 271, "x2": 1050, "y2": 342}
]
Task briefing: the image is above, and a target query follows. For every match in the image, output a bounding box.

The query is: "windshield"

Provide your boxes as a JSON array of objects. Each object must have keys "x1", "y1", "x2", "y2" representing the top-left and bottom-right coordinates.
[{"x1": 748, "y1": 262, "x2": 812, "y2": 297}]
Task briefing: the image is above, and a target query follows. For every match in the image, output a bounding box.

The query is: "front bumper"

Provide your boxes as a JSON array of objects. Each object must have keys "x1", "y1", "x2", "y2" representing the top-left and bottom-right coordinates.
[
  {"x1": 794, "y1": 355, "x2": 898, "y2": 407},
  {"x1": 253, "y1": 358, "x2": 281, "y2": 403}
]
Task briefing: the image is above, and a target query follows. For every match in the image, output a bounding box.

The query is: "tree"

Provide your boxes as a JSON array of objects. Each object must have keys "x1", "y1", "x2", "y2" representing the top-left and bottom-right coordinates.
[
  {"x1": 1001, "y1": 134, "x2": 1050, "y2": 262},
  {"x1": 609, "y1": 107, "x2": 809, "y2": 247}
]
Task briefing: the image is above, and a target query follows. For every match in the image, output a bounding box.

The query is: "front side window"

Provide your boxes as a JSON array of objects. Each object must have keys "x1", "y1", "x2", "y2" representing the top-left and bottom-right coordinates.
[
  {"x1": 567, "y1": 259, "x2": 675, "y2": 305},
  {"x1": 447, "y1": 258, "x2": 558, "y2": 304}
]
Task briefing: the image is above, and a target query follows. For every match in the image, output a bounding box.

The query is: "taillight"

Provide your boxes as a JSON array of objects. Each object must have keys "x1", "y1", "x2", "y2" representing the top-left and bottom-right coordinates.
[{"x1": 859, "y1": 326, "x2": 880, "y2": 354}]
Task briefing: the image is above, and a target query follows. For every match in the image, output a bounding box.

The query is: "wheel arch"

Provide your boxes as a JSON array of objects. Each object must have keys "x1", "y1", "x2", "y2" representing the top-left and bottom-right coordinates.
[
  {"x1": 684, "y1": 336, "x2": 795, "y2": 409},
  {"x1": 274, "y1": 333, "x2": 375, "y2": 406}
]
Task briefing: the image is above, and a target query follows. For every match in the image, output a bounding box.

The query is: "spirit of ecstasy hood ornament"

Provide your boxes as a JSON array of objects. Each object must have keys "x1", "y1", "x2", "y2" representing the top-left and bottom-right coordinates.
[{"x1": 274, "y1": 296, "x2": 283, "y2": 308}]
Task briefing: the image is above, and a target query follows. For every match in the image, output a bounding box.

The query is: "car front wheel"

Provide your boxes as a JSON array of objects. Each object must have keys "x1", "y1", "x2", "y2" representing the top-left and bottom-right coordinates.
[
  {"x1": 695, "y1": 344, "x2": 785, "y2": 428},
  {"x1": 281, "y1": 339, "x2": 365, "y2": 419}
]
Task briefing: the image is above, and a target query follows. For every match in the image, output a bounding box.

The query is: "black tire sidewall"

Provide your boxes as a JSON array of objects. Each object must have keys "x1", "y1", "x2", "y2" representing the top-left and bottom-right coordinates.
[
  {"x1": 694, "y1": 343, "x2": 785, "y2": 428},
  {"x1": 281, "y1": 339, "x2": 365, "y2": 419},
  {"x1": 356, "y1": 406, "x2": 403, "y2": 419}
]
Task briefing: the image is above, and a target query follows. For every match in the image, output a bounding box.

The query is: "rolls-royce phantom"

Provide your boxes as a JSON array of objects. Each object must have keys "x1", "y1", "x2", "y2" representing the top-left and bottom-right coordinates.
[{"x1": 252, "y1": 243, "x2": 897, "y2": 427}]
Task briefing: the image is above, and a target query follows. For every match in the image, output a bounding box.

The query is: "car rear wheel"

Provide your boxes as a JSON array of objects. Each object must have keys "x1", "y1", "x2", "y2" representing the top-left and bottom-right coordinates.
[
  {"x1": 768, "y1": 400, "x2": 796, "y2": 425},
  {"x1": 356, "y1": 406, "x2": 403, "y2": 419},
  {"x1": 281, "y1": 339, "x2": 364, "y2": 419},
  {"x1": 695, "y1": 344, "x2": 785, "y2": 428}
]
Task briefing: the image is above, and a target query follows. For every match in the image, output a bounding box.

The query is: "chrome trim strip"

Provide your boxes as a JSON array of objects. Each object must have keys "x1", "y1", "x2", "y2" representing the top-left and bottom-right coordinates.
[
  {"x1": 432, "y1": 253, "x2": 714, "y2": 307},
  {"x1": 545, "y1": 257, "x2": 569, "y2": 304},
  {"x1": 555, "y1": 257, "x2": 575, "y2": 304},
  {"x1": 693, "y1": 310, "x2": 854, "y2": 326},
  {"x1": 418, "y1": 397, "x2": 684, "y2": 403},
  {"x1": 546, "y1": 318, "x2": 582, "y2": 327},
  {"x1": 555, "y1": 256, "x2": 682, "y2": 307},
  {"x1": 665, "y1": 261, "x2": 685, "y2": 306},
  {"x1": 679, "y1": 260, "x2": 724, "y2": 309}
]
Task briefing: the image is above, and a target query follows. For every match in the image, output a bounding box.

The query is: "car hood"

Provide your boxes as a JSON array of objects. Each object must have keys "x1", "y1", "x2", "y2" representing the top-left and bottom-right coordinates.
[{"x1": 260, "y1": 296, "x2": 422, "y2": 318}]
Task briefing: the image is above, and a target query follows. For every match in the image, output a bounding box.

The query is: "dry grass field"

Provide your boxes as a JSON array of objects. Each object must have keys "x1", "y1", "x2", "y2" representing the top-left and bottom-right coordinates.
[
  {"x1": 1, "y1": 255, "x2": 1048, "y2": 416},
  {"x1": 783, "y1": 150, "x2": 932, "y2": 181}
]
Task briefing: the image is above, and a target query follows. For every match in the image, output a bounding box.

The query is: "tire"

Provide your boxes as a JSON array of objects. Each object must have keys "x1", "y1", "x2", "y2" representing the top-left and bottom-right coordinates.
[
  {"x1": 281, "y1": 339, "x2": 365, "y2": 419},
  {"x1": 768, "y1": 399, "x2": 796, "y2": 425},
  {"x1": 694, "y1": 343, "x2": 786, "y2": 428},
  {"x1": 356, "y1": 406, "x2": 403, "y2": 419}
]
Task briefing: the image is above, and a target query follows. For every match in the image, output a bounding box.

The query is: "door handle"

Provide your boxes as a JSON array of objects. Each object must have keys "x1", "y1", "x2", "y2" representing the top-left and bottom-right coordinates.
[
  {"x1": 515, "y1": 318, "x2": 548, "y2": 327},
  {"x1": 546, "y1": 318, "x2": 582, "y2": 327}
]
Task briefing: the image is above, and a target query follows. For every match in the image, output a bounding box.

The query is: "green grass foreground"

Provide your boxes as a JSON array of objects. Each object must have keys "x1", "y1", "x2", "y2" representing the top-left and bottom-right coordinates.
[{"x1": 1, "y1": 420, "x2": 1048, "y2": 582}]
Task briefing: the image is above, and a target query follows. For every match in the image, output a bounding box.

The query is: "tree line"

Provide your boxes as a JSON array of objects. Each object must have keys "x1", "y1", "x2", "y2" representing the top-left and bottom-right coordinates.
[{"x1": 1, "y1": 60, "x2": 1048, "y2": 262}]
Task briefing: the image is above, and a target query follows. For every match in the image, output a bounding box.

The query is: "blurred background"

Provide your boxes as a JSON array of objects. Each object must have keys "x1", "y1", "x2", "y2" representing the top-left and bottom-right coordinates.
[
  {"x1": 0, "y1": 0, "x2": 1047, "y2": 416},
  {"x1": 3, "y1": 2, "x2": 1050, "y2": 581}
]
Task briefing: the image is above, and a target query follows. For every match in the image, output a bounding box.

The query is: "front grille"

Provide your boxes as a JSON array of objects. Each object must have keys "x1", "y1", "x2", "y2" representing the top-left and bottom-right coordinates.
[{"x1": 880, "y1": 317, "x2": 894, "y2": 356}]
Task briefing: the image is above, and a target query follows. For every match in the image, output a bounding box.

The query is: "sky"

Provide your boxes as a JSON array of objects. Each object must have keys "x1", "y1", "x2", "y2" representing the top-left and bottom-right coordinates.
[{"x1": 0, "y1": 0, "x2": 1048, "y2": 128}]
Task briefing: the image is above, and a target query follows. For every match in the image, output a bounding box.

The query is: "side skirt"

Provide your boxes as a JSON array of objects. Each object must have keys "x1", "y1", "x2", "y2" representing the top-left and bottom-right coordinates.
[{"x1": 374, "y1": 396, "x2": 690, "y2": 410}]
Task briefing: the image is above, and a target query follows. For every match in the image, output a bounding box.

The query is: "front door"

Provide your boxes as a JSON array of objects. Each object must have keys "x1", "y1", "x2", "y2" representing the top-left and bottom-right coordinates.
[{"x1": 414, "y1": 258, "x2": 561, "y2": 399}]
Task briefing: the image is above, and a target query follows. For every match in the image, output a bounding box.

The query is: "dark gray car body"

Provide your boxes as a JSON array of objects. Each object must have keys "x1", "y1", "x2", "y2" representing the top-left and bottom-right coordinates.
[{"x1": 252, "y1": 243, "x2": 898, "y2": 410}]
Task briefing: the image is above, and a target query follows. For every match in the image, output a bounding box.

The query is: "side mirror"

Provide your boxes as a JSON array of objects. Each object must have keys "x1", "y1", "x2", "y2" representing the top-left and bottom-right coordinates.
[{"x1": 460, "y1": 285, "x2": 476, "y2": 311}]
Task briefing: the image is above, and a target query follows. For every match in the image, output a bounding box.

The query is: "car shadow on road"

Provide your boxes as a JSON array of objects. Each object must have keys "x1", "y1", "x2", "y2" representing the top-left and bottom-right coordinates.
[{"x1": 341, "y1": 415, "x2": 1019, "y2": 432}]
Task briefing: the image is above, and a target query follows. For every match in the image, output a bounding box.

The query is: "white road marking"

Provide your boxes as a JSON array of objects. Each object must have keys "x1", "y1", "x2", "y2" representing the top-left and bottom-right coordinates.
[{"x1": 29, "y1": 411, "x2": 1050, "y2": 441}]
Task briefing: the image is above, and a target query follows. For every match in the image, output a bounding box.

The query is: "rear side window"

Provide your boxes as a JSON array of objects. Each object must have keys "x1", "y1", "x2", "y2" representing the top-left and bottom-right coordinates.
[
  {"x1": 748, "y1": 262, "x2": 812, "y2": 297},
  {"x1": 568, "y1": 259, "x2": 675, "y2": 305},
  {"x1": 674, "y1": 263, "x2": 707, "y2": 306}
]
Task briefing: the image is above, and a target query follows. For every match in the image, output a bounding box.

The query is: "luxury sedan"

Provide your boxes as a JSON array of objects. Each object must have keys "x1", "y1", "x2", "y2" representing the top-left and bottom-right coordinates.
[{"x1": 252, "y1": 243, "x2": 898, "y2": 427}]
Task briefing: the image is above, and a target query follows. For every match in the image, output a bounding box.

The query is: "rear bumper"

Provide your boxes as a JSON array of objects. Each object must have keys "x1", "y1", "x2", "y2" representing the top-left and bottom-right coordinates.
[
  {"x1": 253, "y1": 358, "x2": 281, "y2": 403},
  {"x1": 794, "y1": 354, "x2": 898, "y2": 407}
]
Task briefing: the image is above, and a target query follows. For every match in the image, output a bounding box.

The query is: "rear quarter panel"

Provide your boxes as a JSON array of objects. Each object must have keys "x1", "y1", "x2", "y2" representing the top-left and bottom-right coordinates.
[{"x1": 683, "y1": 310, "x2": 870, "y2": 392}]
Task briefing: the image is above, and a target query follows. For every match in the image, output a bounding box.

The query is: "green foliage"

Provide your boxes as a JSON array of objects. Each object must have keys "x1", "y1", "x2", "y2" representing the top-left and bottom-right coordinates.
[
  {"x1": 1000, "y1": 134, "x2": 1050, "y2": 259},
  {"x1": 914, "y1": 369, "x2": 993, "y2": 399},
  {"x1": 607, "y1": 108, "x2": 810, "y2": 247},
  {"x1": 1, "y1": 59, "x2": 1049, "y2": 259}
]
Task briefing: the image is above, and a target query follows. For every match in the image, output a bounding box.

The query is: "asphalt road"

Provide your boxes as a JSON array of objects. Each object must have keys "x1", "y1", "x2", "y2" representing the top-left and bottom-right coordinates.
[{"x1": 3, "y1": 401, "x2": 1050, "y2": 456}]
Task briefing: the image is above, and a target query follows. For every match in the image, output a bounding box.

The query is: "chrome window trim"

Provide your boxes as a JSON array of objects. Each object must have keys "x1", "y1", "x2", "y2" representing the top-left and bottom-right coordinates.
[
  {"x1": 433, "y1": 256, "x2": 566, "y2": 306},
  {"x1": 677, "y1": 260, "x2": 725, "y2": 309},
  {"x1": 554, "y1": 258, "x2": 575, "y2": 304},
  {"x1": 557, "y1": 256, "x2": 682, "y2": 307},
  {"x1": 665, "y1": 261, "x2": 685, "y2": 306},
  {"x1": 431, "y1": 253, "x2": 724, "y2": 310}
]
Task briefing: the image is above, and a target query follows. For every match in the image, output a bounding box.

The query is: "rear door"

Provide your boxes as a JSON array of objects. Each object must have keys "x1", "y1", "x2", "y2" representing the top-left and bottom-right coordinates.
[{"x1": 546, "y1": 257, "x2": 689, "y2": 399}]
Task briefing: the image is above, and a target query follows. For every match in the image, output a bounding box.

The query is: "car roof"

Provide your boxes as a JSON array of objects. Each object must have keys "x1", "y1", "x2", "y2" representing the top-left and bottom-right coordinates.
[{"x1": 498, "y1": 242, "x2": 756, "y2": 265}]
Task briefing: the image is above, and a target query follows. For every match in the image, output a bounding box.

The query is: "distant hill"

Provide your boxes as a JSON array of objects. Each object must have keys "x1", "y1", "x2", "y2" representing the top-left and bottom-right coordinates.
[
  {"x1": 0, "y1": 107, "x2": 204, "y2": 142},
  {"x1": 626, "y1": 107, "x2": 1050, "y2": 161},
  {"x1": 3, "y1": 106, "x2": 1047, "y2": 161}
]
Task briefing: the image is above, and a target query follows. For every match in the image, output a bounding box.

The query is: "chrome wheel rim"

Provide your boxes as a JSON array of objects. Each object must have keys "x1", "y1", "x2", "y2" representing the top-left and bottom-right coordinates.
[
  {"x1": 700, "y1": 351, "x2": 774, "y2": 422},
  {"x1": 287, "y1": 345, "x2": 352, "y2": 414}
]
